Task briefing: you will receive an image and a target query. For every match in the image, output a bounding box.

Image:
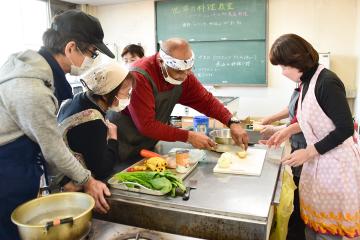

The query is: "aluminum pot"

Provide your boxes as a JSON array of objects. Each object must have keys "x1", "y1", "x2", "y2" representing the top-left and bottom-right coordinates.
[
  {"x1": 11, "y1": 192, "x2": 95, "y2": 240},
  {"x1": 210, "y1": 128, "x2": 262, "y2": 146},
  {"x1": 209, "y1": 128, "x2": 234, "y2": 145}
]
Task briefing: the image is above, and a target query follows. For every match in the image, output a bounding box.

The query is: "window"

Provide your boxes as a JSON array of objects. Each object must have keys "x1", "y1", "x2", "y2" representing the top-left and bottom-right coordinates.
[{"x1": 0, "y1": 0, "x2": 49, "y2": 65}]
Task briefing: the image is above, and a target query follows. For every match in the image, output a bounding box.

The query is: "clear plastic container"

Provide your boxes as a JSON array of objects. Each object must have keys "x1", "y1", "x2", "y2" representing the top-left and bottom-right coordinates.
[{"x1": 176, "y1": 150, "x2": 190, "y2": 173}]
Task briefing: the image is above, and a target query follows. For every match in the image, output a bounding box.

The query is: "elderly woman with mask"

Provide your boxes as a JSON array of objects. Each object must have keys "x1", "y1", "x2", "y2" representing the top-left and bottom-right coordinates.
[{"x1": 53, "y1": 62, "x2": 133, "y2": 191}]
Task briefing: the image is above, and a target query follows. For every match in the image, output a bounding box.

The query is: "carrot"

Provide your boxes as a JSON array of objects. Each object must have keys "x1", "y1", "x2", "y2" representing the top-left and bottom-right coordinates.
[{"x1": 140, "y1": 149, "x2": 161, "y2": 158}]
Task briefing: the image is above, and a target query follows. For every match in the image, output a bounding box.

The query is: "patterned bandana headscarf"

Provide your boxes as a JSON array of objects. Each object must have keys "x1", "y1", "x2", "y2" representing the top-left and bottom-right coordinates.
[{"x1": 159, "y1": 48, "x2": 194, "y2": 70}]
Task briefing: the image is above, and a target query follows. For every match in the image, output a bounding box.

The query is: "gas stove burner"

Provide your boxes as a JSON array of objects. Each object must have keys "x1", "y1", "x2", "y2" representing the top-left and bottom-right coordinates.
[
  {"x1": 115, "y1": 232, "x2": 152, "y2": 240},
  {"x1": 86, "y1": 227, "x2": 161, "y2": 240},
  {"x1": 87, "y1": 219, "x2": 201, "y2": 240},
  {"x1": 108, "y1": 231, "x2": 159, "y2": 240}
]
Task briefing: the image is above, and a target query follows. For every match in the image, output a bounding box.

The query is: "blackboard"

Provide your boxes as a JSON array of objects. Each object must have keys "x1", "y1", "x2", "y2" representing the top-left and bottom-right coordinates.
[
  {"x1": 191, "y1": 41, "x2": 266, "y2": 85},
  {"x1": 156, "y1": 0, "x2": 267, "y2": 86},
  {"x1": 156, "y1": 0, "x2": 266, "y2": 41}
]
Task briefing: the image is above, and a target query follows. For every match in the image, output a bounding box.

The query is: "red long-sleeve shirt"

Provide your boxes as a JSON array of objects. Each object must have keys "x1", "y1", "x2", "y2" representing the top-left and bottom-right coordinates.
[{"x1": 122, "y1": 53, "x2": 232, "y2": 142}]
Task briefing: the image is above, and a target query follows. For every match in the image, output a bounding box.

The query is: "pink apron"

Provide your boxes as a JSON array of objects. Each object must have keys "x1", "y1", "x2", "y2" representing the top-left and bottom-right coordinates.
[{"x1": 297, "y1": 64, "x2": 360, "y2": 237}]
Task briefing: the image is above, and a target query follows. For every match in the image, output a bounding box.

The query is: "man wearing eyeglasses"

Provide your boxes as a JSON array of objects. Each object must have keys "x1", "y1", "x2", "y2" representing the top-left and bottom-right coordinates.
[
  {"x1": 0, "y1": 10, "x2": 113, "y2": 239},
  {"x1": 108, "y1": 38, "x2": 249, "y2": 163}
]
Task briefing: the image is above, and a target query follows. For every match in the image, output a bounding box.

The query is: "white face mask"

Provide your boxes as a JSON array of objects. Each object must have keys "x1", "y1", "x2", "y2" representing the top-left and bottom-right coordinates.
[
  {"x1": 109, "y1": 97, "x2": 130, "y2": 112},
  {"x1": 124, "y1": 63, "x2": 131, "y2": 70},
  {"x1": 69, "y1": 48, "x2": 95, "y2": 76},
  {"x1": 160, "y1": 63, "x2": 182, "y2": 85}
]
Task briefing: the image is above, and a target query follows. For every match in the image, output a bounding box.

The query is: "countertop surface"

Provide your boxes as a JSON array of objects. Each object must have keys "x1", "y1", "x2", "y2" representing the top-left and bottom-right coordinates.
[{"x1": 109, "y1": 141, "x2": 283, "y2": 222}]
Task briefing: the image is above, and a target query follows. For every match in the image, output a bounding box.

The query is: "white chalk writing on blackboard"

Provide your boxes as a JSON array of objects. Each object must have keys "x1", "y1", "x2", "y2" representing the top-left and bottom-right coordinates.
[
  {"x1": 215, "y1": 61, "x2": 252, "y2": 67},
  {"x1": 181, "y1": 21, "x2": 242, "y2": 28},
  {"x1": 171, "y1": 2, "x2": 235, "y2": 14},
  {"x1": 198, "y1": 55, "x2": 257, "y2": 61},
  {"x1": 186, "y1": 11, "x2": 249, "y2": 18},
  {"x1": 196, "y1": 73, "x2": 214, "y2": 78},
  {"x1": 194, "y1": 54, "x2": 257, "y2": 75}
]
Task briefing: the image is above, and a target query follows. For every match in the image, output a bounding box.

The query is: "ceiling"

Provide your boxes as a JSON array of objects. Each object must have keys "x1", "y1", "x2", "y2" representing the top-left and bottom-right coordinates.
[{"x1": 58, "y1": 0, "x2": 148, "y2": 6}]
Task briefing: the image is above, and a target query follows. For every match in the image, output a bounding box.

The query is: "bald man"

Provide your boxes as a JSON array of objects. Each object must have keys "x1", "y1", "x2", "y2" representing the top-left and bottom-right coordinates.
[{"x1": 108, "y1": 38, "x2": 248, "y2": 162}]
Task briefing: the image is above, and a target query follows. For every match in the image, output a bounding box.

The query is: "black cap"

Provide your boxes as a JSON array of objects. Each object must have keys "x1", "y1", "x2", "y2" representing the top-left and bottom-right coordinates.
[{"x1": 51, "y1": 10, "x2": 115, "y2": 59}]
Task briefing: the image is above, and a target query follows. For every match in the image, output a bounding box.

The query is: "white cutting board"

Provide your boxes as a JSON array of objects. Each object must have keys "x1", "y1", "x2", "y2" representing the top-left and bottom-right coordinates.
[{"x1": 213, "y1": 148, "x2": 267, "y2": 176}]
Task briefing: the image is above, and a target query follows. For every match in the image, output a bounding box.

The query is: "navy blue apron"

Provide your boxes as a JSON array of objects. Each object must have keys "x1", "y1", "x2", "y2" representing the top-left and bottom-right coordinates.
[
  {"x1": 107, "y1": 67, "x2": 182, "y2": 163},
  {"x1": 288, "y1": 86, "x2": 307, "y2": 177},
  {"x1": 0, "y1": 135, "x2": 44, "y2": 240},
  {"x1": 287, "y1": 86, "x2": 307, "y2": 240}
]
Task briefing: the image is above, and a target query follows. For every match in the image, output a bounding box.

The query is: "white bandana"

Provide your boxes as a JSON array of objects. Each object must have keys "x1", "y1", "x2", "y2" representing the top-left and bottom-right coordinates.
[{"x1": 159, "y1": 48, "x2": 195, "y2": 70}]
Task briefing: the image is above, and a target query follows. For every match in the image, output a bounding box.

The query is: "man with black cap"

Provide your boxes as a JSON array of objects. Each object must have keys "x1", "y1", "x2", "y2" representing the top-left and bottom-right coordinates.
[{"x1": 0, "y1": 10, "x2": 114, "y2": 239}]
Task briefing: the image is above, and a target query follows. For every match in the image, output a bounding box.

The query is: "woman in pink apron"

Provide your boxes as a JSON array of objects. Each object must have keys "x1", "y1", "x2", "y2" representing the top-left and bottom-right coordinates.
[{"x1": 268, "y1": 34, "x2": 360, "y2": 239}]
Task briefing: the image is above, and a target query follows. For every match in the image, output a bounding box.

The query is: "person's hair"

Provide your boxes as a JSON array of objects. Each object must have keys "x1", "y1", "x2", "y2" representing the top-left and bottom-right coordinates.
[
  {"x1": 42, "y1": 28, "x2": 91, "y2": 55},
  {"x1": 121, "y1": 44, "x2": 145, "y2": 58},
  {"x1": 91, "y1": 72, "x2": 136, "y2": 106},
  {"x1": 269, "y1": 34, "x2": 319, "y2": 72}
]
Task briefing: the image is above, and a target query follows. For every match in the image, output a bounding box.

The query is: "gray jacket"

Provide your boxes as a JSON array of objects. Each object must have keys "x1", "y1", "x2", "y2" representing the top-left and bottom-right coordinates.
[{"x1": 0, "y1": 50, "x2": 90, "y2": 185}]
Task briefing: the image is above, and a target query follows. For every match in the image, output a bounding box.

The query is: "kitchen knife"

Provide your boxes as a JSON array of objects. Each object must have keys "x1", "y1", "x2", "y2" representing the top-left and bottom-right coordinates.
[{"x1": 183, "y1": 179, "x2": 197, "y2": 201}]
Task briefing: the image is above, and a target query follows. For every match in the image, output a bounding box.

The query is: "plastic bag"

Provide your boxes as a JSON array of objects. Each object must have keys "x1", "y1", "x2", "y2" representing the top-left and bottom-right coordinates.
[{"x1": 270, "y1": 167, "x2": 296, "y2": 240}]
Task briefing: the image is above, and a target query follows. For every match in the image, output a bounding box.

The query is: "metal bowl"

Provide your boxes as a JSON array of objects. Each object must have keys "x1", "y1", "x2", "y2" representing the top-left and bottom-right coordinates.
[
  {"x1": 11, "y1": 192, "x2": 95, "y2": 240},
  {"x1": 209, "y1": 129, "x2": 234, "y2": 145}
]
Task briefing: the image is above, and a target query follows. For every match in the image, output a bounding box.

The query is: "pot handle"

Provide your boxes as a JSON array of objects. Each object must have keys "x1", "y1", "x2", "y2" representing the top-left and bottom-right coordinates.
[{"x1": 45, "y1": 217, "x2": 73, "y2": 231}]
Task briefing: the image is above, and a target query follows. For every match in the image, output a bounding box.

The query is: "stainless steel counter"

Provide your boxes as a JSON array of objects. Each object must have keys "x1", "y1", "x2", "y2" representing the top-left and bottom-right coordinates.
[{"x1": 96, "y1": 142, "x2": 283, "y2": 240}]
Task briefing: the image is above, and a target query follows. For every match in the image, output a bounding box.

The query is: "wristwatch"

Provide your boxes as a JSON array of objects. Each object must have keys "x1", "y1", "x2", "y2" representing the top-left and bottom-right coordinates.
[{"x1": 227, "y1": 116, "x2": 240, "y2": 127}]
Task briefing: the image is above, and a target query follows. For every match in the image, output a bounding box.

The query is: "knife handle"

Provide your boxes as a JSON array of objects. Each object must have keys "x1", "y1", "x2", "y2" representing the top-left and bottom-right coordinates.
[{"x1": 183, "y1": 187, "x2": 191, "y2": 201}]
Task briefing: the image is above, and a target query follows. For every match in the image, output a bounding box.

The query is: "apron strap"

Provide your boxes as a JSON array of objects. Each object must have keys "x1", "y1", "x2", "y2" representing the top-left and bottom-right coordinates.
[
  {"x1": 130, "y1": 67, "x2": 159, "y2": 96},
  {"x1": 58, "y1": 108, "x2": 104, "y2": 165},
  {"x1": 49, "y1": 108, "x2": 105, "y2": 189},
  {"x1": 59, "y1": 109, "x2": 105, "y2": 139}
]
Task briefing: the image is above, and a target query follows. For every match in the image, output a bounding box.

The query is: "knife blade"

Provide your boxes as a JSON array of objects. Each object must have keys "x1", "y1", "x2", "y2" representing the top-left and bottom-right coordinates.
[{"x1": 183, "y1": 179, "x2": 197, "y2": 201}]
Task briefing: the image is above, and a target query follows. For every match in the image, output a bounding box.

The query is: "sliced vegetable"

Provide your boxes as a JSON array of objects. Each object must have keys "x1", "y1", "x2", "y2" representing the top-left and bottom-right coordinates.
[
  {"x1": 134, "y1": 165, "x2": 147, "y2": 171},
  {"x1": 237, "y1": 151, "x2": 247, "y2": 159},
  {"x1": 145, "y1": 157, "x2": 167, "y2": 172}
]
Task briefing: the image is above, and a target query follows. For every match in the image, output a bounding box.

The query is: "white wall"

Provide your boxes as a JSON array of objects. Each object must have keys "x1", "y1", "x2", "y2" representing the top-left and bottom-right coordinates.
[
  {"x1": 355, "y1": 0, "x2": 360, "y2": 123},
  {"x1": 0, "y1": 0, "x2": 49, "y2": 65},
  {"x1": 95, "y1": 0, "x2": 156, "y2": 59},
  {"x1": 94, "y1": 0, "x2": 359, "y2": 118}
]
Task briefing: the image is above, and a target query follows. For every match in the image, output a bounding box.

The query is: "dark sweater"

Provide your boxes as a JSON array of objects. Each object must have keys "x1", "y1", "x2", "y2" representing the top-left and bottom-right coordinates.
[
  {"x1": 301, "y1": 64, "x2": 354, "y2": 154},
  {"x1": 57, "y1": 92, "x2": 118, "y2": 180}
]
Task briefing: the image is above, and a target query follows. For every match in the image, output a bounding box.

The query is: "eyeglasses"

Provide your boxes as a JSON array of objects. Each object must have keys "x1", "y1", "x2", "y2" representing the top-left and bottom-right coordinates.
[
  {"x1": 117, "y1": 89, "x2": 132, "y2": 99},
  {"x1": 87, "y1": 48, "x2": 99, "y2": 59},
  {"x1": 118, "y1": 92, "x2": 131, "y2": 98}
]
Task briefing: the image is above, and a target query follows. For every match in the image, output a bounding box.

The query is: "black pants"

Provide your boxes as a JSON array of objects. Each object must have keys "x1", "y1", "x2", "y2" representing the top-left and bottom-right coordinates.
[
  {"x1": 287, "y1": 144, "x2": 306, "y2": 240},
  {"x1": 287, "y1": 174, "x2": 306, "y2": 240}
]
